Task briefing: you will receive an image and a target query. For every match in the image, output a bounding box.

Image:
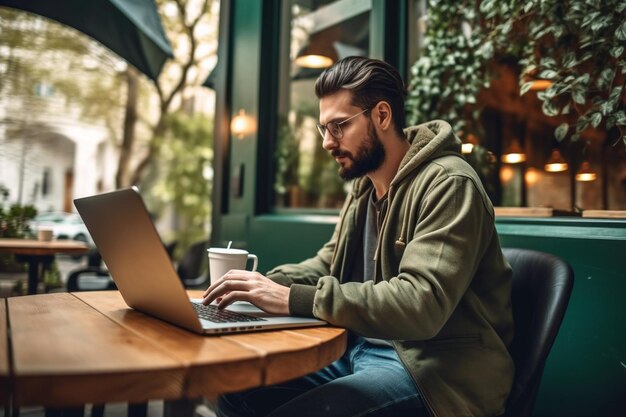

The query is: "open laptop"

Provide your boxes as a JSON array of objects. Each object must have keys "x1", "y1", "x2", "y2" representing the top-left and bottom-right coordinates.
[{"x1": 74, "y1": 187, "x2": 325, "y2": 334}]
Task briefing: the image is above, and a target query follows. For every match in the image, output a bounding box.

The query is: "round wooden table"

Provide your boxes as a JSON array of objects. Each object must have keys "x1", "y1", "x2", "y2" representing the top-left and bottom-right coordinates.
[{"x1": 2, "y1": 290, "x2": 347, "y2": 408}]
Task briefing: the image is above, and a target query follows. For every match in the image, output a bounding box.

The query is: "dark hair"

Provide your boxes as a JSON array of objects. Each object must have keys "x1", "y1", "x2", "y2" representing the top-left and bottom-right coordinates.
[{"x1": 314, "y1": 56, "x2": 406, "y2": 137}]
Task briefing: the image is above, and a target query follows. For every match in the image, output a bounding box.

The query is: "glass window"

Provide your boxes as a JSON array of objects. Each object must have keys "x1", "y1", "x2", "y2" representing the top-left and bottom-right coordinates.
[{"x1": 273, "y1": 0, "x2": 371, "y2": 209}]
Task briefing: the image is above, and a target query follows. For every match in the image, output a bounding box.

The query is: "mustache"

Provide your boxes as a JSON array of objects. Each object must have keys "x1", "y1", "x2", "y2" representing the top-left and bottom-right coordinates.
[{"x1": 331, "y1": 149, "x2": 352, "y2": 159}]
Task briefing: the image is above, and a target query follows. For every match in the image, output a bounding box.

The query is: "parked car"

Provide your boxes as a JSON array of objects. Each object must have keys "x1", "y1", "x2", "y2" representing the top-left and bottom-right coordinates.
[{"x1": 30, "y1": 212, "x2": 94, "y2": 245}]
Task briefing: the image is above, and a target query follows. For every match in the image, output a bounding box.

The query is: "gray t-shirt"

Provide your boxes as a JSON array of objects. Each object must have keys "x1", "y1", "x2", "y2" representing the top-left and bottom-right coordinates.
[{"x1": 361, "y1": 189, "x2": 392, "y2": 346}]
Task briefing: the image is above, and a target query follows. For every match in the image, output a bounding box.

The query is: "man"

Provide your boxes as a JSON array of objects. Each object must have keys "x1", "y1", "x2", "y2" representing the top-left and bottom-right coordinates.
[{"x1": 203, "y1": 57, "x2": 514, "y2": 417}]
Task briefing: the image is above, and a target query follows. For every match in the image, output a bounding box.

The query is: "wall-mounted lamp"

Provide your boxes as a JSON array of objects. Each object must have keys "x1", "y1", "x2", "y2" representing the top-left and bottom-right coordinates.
[
  {"x1": 544, "y1": 149, "x2": 568, "y2": 172},
  {"x1": 501, "y1": 138, "x2": 526, "y2": 164},
  {"x1": 575, "y1": 161, "x2": 597, "y2": 182},
  {"x1": 230, "y1": 109, "x2": 255, "y2": 139}
]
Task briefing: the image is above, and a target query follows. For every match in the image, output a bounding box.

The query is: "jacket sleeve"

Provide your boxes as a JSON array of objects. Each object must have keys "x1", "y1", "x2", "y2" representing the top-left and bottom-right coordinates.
[{"x1": 308, "y1": 175, "x2": 495, "y2": 340}]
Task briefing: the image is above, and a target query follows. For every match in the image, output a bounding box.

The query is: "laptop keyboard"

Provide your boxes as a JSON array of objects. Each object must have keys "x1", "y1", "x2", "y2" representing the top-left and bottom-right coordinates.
[{"x1": 192, "y1": 302, "x2": 267, "y2": 323}]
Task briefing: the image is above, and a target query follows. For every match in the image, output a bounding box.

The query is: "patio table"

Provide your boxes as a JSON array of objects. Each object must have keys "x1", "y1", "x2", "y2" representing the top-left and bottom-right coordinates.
[{"x1": 0, "y1": 238, "x2": 89, "y2": 294}]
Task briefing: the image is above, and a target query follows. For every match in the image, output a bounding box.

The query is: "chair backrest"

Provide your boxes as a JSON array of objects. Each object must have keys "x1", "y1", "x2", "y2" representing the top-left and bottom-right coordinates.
[
  {"x1": 502, "y1": 248, "x2": 574, "y2": 417},
  {"x1": 176, "y1": 240, "x2": 209, "y2": 286}
]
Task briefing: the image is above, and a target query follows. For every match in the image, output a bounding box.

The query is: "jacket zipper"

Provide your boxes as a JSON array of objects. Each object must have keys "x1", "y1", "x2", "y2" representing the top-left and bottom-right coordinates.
[
  {"x1": 331, "y1": 191, "x2": 354, "y2": 268},
  {"x1": 373, "y1": 184, "x2": 396, "y2": 264},
  {"x1": 392, "y1": 341, "x2": 441, "y2": 417}
]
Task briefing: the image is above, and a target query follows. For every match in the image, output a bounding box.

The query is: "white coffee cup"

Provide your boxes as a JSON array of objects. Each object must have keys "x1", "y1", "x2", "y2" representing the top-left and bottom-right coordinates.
[
  {"x1": 207, "y1": 247, "x2": 258, "y2": 284},
  {"x1": 37, "y1": 227, "x2": 53, "y2": 242}
]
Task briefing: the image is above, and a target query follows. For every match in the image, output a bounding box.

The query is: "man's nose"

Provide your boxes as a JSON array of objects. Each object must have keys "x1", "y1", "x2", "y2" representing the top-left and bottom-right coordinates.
[{"x1": 322, "y1": 132, "x2": 338, "y2": 151}]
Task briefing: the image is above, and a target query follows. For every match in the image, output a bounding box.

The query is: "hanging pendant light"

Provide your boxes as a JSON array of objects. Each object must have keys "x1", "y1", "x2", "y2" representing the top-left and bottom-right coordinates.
[
  {"x1": 294, "y1": 39, "x2": 337, "y2": 69},
  {"x1": 544, "y1": 149, "x2": 569, "y2": 172},
  {"x1": 575, "y1": 161, "x2": 597, "y2": 182},
  {"x1": 461, "y1": 133, "x2": 478, "y2": 155},
  {"x1": 501, "y1": 138, "x2": 526, "y2": 164},
  {"x1": 522, "y1": 68, "x2": 553, "y2": 91}
]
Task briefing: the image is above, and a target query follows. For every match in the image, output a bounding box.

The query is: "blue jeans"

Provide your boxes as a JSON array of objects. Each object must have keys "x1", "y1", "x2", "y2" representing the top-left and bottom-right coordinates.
[{"x1": 217, "y1": 334, "x2": 428, "y2": 417}]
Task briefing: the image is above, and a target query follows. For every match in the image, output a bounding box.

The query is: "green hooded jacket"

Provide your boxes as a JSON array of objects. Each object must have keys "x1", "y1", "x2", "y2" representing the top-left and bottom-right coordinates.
[{"x1": 267, "y1": 120, "x2": 514, "y2": 417}]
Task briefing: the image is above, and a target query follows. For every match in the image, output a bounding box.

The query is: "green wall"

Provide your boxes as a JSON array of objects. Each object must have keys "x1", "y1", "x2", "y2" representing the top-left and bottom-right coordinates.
[{"x1": 496, "y1": 218, "x2": 626, "y2": 417}]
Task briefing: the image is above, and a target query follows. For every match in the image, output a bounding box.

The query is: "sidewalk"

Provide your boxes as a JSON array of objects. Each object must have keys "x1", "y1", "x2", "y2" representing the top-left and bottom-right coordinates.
[{"x1": 2, "y1": 401, "x2": 217, "y2": 417}]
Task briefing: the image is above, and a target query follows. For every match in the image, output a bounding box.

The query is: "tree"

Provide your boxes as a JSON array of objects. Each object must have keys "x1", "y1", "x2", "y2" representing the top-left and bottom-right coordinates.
[
  {"x1": 0, "y1": 7, "x2": 125, "y2": 135},
  {"x1": 1, "y1": 1, "x2": 219, "y2": 253},
  {"x1": 119, "y1": 0, "x2": 219, "y2": 188},
  {"x1": 149, "y1": 111, "x2": 213, "y2": 252}
]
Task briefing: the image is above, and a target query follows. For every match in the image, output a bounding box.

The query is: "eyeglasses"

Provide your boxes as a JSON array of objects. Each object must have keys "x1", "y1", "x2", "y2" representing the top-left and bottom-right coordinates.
[{"x1": 316, "y1": 108, "x2": 370, "y2": 140}]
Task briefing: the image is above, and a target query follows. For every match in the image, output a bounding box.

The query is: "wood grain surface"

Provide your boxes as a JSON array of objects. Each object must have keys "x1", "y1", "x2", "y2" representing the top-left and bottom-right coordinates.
[{"x1": 5, "y1": 291, "x2": 347, "y2": 406}]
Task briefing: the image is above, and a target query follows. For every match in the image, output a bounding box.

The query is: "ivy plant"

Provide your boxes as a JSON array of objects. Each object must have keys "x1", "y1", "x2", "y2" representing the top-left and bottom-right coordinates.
[{"x1": 407, "y1": 0, "x2": 626, "y2": 147}]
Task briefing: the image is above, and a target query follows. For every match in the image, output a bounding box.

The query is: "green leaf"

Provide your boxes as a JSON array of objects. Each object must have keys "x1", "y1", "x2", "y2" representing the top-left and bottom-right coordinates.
[
  {"x1": 542, "y1": 100, "x2": 559, "y2": 116},
  {"x1": 590, "y1": 112, "x2": 602, "y2": 128},
  {"x1": 591, "y1": 17, "x2": 609, "y2": 33},
  {"x1": 616, "y1": 111, "x2": 626, "y2": 125},
  {"x1": 616, "y1": 20, "x2": 626, "y2": 41},
  {"x1": 563, "y1": 52, "x2": 576, "y2": 68},
  {"x1": 523, "y1": 1, "x2": 534, "y2": 13},
  {"x1": 539, "y1": 70, "x2": 558, "y2": 79},
  {"x1": 479, "y1": 0, "x2": 495, "y2": 14},
  {"x1": 540, "y1": 57, "x2": 557, "y2": 68},
  {"x1": 597, "y1": 68, "x2": 616, "y2": 90},
  {"x1": 572, "y1": 90, "x2": 586, "y2": 105},
  {"x1": 576, "y1": 73, "x2": 590, "y2": 86},
  {"x1": 520, "y1": 82, "x2": 534, "y2": 95},
  {"x1": 610, "y1": 46, "x2": 624, "y2": 58},
  {"x1": 555, "y1": 123, "x2": 569, "y2": 141}
]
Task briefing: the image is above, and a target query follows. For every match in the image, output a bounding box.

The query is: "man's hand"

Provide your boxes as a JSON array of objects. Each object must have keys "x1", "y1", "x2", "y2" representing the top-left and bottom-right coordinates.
[{"x1": 202, "y1": 270, "x2": 290, "y2": 315}]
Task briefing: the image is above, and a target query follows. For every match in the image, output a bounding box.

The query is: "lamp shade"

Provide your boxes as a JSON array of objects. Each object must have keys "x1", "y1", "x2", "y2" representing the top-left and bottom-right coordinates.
[
  {"x1": 501, "y1": 138, "x2": 526, "y2": 164},
  {"x1": 575, "y1": 161, "x2": 597, "y2": 182},
  {"x1": 461, "y1": 133, "x2": 478, "y2": 154},
  {"x1": 522, "y1": 68, "x2": 553, "y2": 91},
  {"x1": 544, "y1": 149, "x2": 568, "y2": 172},
  {"x1": 294, "y1": 41, "x2": 337, "y2": 69}
]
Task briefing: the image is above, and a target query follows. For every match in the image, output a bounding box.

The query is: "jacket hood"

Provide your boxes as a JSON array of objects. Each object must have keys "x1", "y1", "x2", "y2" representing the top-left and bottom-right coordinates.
[
  {"x1": 351, "y1": 120, "x2": 462, "y2": 197},
  {"x1": 394, "y1": 120, "x2": 462, "y2": 185}
]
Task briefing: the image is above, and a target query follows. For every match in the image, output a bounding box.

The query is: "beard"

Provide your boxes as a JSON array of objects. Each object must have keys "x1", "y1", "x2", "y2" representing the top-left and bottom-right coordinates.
[{"x1": 331, "y1": 122, "x2": 386, "y2": 181}]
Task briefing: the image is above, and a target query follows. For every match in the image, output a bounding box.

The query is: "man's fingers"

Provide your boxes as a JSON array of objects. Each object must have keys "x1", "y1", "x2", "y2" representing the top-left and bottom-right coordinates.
[{"x1": 217, "y1": 291, "x2": 251, "y2": 309}]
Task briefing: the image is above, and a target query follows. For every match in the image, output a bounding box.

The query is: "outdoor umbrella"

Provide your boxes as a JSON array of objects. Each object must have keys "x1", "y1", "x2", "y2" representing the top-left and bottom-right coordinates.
[{"x1": 0, "y1": 0, "x2": 173, "y2": 81}]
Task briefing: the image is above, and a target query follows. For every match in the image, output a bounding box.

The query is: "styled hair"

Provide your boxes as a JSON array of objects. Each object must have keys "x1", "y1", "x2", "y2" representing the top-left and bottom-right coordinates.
[{"x1": 314, "y1": 56, "x2": 406, "y2": 137}]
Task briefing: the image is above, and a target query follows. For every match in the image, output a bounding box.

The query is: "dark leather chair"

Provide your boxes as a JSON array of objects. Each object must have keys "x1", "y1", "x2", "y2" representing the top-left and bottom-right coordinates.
[
  {"x1": 502, "y1": 248, "x2": 574, "y2": 417},
  {"x1": 177, "y1": 239, "x2": 209, "y2": 288},
  {"x1": 66, "y1": 249, "x2": 116, "y2": 292}
]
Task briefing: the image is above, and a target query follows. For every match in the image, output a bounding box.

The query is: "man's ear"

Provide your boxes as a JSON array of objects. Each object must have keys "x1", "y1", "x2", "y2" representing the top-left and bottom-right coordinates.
[{"x1": 374, "y1": 101, "x2": 393, "y2": 131}]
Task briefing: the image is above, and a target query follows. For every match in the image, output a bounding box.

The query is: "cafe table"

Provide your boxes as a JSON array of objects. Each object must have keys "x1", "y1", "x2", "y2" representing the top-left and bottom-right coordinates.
[
  {"x1": 1, "y1": 290, "x2": 347, "y2": 413},
  {"x1": 0, "y1": 238, "x2": 89, "y2": 295}
]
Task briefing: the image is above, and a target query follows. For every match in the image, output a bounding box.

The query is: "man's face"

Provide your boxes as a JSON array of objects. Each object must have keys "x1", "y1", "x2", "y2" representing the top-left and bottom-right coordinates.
[{"x1": 319, "y1": 90, "x2": 385, "y2": 181}]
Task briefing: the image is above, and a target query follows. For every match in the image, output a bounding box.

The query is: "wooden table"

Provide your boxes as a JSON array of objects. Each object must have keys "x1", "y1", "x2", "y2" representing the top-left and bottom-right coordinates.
[
  {"x1": 2, "y1": 290, "x2": 347, "y2": 409},
  {"x1": 0, "y1": 238, "x2": 89, "y2": 294}
]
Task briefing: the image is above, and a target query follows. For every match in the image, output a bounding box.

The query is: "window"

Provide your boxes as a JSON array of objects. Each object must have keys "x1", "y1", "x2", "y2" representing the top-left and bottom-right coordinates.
[{"x1": 273, "y1": 0, "x2": 371, "y2": 209}]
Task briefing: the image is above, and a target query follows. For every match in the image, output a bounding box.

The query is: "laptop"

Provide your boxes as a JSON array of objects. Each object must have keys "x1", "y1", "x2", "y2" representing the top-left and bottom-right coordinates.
[{"x1": 74, "y1": 187, "x2": 326, "y2": 334}]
